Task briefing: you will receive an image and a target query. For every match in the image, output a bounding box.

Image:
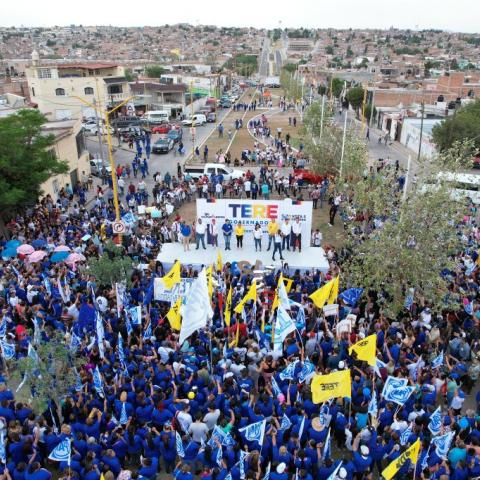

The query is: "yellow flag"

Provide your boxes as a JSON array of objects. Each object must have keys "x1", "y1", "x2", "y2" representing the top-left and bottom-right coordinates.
[
  {"x1": 206, "y1": 265, "x2": 213, "y2": 299},
  {"x1": 348, "y1": 333, "x2": 377, "y2": 366},
  {"x1": 224, "y1": 286, "x2": 232, "y2": 327},
  {"x1": 162, "y1": 260, "x2": 181, "y2": 290},
  {"x1": 309, "y1": 279, "x2": 334, "y2": 309},
  {"x1": 311, "y1": 369, "x2": 351, "y2": 404},
  {"x1": 328, "y1": 276, "x2": 339, "y2": 304},
  {"x1": 382, "y1": 439, "x2": 421, "y2": 480},
  {"x1": 229, "y1": 322, "x2": 240, "y2": 348},
  {"x1": 283, "y1": 277, "x2": 293, "y2": 293},
  {"x1": 234, "y1": 280, "x2": 257, "y2": 313},
  {"x1": 216, "y1": 250, "x2": 223, "y2": 272},
  {"x1": 166, "y1": 297, "x2": 182, "y2": 331}
]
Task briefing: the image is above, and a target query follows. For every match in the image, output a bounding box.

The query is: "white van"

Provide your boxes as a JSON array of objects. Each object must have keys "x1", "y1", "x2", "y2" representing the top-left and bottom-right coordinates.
[
  {"x1": 182, "y1": 114, "x2": 207, "y2": 126},
  {"x1": 143, "y1": 110, "x2": 169, "y2": 124},
  {"x1": 183, "y1": 163, "x2": 244, "y2": 181},
  {"x1": 423, "y1": 172, "x2": 480, "y2": 204}
]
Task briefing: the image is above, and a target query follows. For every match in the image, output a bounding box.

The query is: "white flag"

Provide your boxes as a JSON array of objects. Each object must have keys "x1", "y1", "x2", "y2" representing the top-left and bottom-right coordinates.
[
  {"x1": 273, "y1": 305, "x2": 296, "y2": 353},
  {"x1": 179, "y1": 269, "x2": 213, "y2": 345}
]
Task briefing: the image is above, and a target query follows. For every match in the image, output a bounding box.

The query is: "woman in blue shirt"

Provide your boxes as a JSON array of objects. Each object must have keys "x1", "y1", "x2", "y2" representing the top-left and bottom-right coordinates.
[{"x1": 180, "y1": 222, "x2": 191, "y2": 252}]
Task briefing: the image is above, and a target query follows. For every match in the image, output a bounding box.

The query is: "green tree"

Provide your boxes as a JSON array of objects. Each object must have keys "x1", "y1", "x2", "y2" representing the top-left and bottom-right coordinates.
[
  {"x1": 283, "y1": 63, "x2": 298, "y2": 73},
  {"x1": 330, "y1": 78, "x2": 344, "y2": 98},
  {"x1": 364, "y1": 104, "x2": 377, "y2": 124},
  {"x1": 87, "y1": 240, "x2": 132, "y2": 287},
  {"x1": 325, "y1": 46, "x2": 334, "y2": 55},
  {"x1": 0, "y1": 110, "x2": 68, "y2": 216},
  {"x1": 124, "y1": 68, "x2": 135, "y2": 82},
  {"x1": 12, "y1": 333, "x2": 83, "y2": 418},
  {"x1": 432, "y1": 100, "x2": 480, "y2": 151},
  {"x1": 317, "y1": 85, "x2": 327, "y2": 96},
  {"x1": 145, "y1": 65, "x2": 166, "y2": 78},
  {"x1": 346, "y1": 86, "x2": 365, "y2": 116}
]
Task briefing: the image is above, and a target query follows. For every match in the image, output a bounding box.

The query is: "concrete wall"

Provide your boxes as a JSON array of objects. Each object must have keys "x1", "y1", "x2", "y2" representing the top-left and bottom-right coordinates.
[{"x1": 399, "y1": 118, "x2": 439, "y2": 159}]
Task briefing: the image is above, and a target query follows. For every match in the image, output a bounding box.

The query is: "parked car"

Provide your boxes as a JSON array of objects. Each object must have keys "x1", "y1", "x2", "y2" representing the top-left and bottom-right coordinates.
[
  {"x1": 90, "y1": 158, "x2": 112, "y2": 177},
  {"x1": 88, "y1": 125, "x2": 114, "y2": 136},
  {"x1": 183, "y1": 163, "x2": 244, "y2": 181},
  {"x1": 181, "y1": 114, "x2": 207, "y2": 126},
  {"x1": 293, "y1": 168, "x2": 324, "y2": 185},
  {"x1": 206, "y1": 112, "x2": 217, "y2": 123},
  {"x1": 151, "y1": 123, "x2": 172, "y2": 134},
  {"x1": 152, "y1": 136, "x2": 174, "y2": 154},
  {"x1": 82, "y1": 120, "x2": 98, "y2": 132},
  {"x1": 219, "y1": 100, "x2": 232, "y2": 108},
  {"x1": 111, "y1": 116, "x2": 142, "y2": 129},
  {"x1": 167, "y1": 128, "x2": 183, "y2": 143}
]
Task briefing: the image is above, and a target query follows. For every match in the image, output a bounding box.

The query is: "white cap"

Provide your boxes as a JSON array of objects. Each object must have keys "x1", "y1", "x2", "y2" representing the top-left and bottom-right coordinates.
[
  {"x1": 360, "y1": 445, "x2": 369, "y2": 456},
  {"x1": 276, "y1": 463, "x2": 286, "y2": 474},
  {"x1": 338, "y1": 361, "x2": 345, "y2": 369},
  {"x1": 338, "y1": 467, "x2": 347, "y2": 479}
]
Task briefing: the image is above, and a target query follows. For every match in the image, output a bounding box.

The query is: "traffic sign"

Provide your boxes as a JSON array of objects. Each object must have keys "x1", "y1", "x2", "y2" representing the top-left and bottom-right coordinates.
[{"x1": 112, "y1": 221, "x2": 126, "y2": 234}]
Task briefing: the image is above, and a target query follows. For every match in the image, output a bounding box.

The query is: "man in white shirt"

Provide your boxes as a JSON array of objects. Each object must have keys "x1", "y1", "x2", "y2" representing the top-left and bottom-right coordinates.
[
  {"x1": 215, "y1": 182, "x2": 223, "y2": 199},
  {"x1": 292, "y1": 218, "x2": 302, "y2": 252},
  {"x1": 311, "y1": 229, "x2": 322, "y2": 247},
  {"x1": 195, "y1": 218, "x2": 206, "y2": 250},
  {"x1": 281, "y1": 218, "x2": 292, "y2": 251},
  {"x1": 209, "y1": 218, "x2": 219, "y2": 247},
  {"x1": 244, "y1": 179, "x2": 251, "y2": 198}
]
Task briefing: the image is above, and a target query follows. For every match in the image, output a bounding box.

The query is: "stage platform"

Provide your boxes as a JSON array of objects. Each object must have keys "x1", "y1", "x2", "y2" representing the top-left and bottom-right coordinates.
[{"x1": 156, "y1": 244, "x2": 330, "y2": 273}]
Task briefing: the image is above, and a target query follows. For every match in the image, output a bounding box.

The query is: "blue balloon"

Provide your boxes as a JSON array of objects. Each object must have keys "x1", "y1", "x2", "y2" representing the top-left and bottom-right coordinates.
[
  {"x1": 458, "y1": 418, "x2": 469, "y2": 429},
  {"x1": 363, "y1": 387, "x2": 371, "y2": 398}
]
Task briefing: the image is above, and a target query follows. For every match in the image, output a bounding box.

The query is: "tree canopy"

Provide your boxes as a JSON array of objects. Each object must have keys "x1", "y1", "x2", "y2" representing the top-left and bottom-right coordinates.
[
  {"x1": 346, "y1": 86, "x2": 365, "y2": 115},
  {"x1": 144, "y1": 65, "x2": 166, "y2": 78},
  {"x1": 87, "y1": 240, "x2": 132, "y2": 287},
  {"x1": 0, "y1": 109, "x2": 68, "y2": 215},
  {"x1": 432, "y1": 100, "x2": 480, "y2": 151}
]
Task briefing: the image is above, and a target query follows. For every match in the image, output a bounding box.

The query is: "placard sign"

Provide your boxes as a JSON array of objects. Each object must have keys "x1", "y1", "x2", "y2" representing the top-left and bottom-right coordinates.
[{"x1": 196, "y1": 199, "x2": 313, "y2": 248}]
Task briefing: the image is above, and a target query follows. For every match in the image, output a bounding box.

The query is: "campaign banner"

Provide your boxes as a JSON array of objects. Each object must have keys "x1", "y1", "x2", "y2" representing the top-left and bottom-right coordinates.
[
  {"x1": 196, "y1": 199, "x2": 313, "y2": 248},
  {"x1": 154, "y1": 278, "x2": 194, "y2": 303}
]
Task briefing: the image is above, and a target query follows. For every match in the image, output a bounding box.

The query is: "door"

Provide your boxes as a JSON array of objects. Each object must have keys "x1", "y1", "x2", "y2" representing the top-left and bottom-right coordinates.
[{"x1": 70, "y1": 169, "x2": 78, "y2": 189}]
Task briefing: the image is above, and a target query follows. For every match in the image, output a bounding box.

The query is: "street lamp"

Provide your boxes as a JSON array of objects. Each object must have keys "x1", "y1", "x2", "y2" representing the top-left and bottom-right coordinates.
[{"x1": 73, "y1": 94, "x2": 135, "y2": 225}]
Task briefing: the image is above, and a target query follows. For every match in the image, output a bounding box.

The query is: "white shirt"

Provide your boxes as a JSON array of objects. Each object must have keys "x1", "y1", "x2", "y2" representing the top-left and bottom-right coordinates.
[
  {"x1": 244, "y1": 180, "x2": 251, "y2": 192},
  {"x1": 210, "y1": 223, "x2": 218, "y2": 236},
  {"x1": 292, "y1": 222, "x2": 302, "y2": 234},
  {"x1": 253, "y1": 229, "x2": 262, "y2": 239},
  {"x1": 196, "y1": 222, "x2": 206, "y2": 235},
  {"x1": 281, "y1": 222, "x2": 292, "y2": 236}
]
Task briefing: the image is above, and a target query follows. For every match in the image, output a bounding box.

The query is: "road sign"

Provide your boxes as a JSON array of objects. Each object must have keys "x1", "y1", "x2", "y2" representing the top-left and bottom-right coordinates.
[{"x1": 112, "y1": 221, "x2": 126, "y2": 234}]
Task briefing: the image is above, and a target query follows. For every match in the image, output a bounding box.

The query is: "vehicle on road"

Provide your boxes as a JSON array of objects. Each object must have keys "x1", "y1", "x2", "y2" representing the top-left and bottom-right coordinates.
[
  {"x1": 167, "y1": 128, "x2": 183, "y2": 143},
  {"x1": 143, "y1": 110, "x2": 169, "y2": 125},
  {"x1": 293, "y1": 168, "x2": 324, "y2": 185},
  {"x1": 183, "y1": 163, "x2": 244, "y2": 181},
  {"x1": 181, "y1": 114, "x2": 207, "y2": 126},
  {"x1": 86, "y1": 125, "x2": 114, "y2": 136},
  {"x1": 219, "y1": 100, "x2": 232, "y2": 108},
  {"x1": 206, "y1": 112, "x2": 217, "y2": 123},
  {"x1": 111, "y1": 116, "x2": 142, "y2": 129},
  {"x1": 90, "y1": 158, "x2": 112, "y2": 177},
  {"x1": 151, "y1": 123, "x2": 172, "y2": 134},
  {"x1": 152, "y1": 136, "x2": 174, "y2": 154},
  {"x1": 82, "y1": 119, "x2": 98, "y2": 132},
  {"x1": 422, "y1": 172, "x2": 480, "y2": 204}
]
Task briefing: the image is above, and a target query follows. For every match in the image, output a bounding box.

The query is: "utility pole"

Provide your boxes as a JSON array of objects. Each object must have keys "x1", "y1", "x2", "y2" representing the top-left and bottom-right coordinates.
[
  {"x1": 319, "y1": 94, "x2": 325, "y2": 144},
  {"x1": 93, "y1": 98, "x2": 105, "y2": 161},
  {"x1": 416, "y1": 102, "x2": 425, "y2": 163},
  {"x1": 340, "y1": 107, "x2": 348, "y2": 178},
  {"x1": 368, "y1": 86, "x2": 376, "y2": 127}
]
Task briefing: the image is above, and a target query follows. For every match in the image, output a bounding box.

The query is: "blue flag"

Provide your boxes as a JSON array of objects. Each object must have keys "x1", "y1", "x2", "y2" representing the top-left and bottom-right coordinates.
[
  {"x1": 428, "y1": 406, "x2": 442, "y2": 436},
  {"x1": 92, "y1": 366, "x2": 104, "y2": 398},
  {"x1": 383, "y1": 385, "x2": 415, "y2": 405},
  {"x1": 239, "y1": 419, "x2": 266, "y2": 445},
  {"x1": 432, "y1": 431, "x2": 455, "y2": 459},
  {"x1": 175, "y1": 431, "x2": 185, "y2": 458},
  {"x1": 326, "y1": 462, "x2": 342, "y2": 480},
  {"x1": 143, "y1": 321, "x2": 153, "y2": 340},
  {"x1": 431, "y1": 352, "x2": 444, "y2": 370},
  {"x1": 280, "y1": 413, "x2": 292, "y2": 431},
  {"x1": 338, "y1": 288, "x2": 363, "y2": 306},
  {"x1": 118, "y1": 333, "x2": 126, "y2": 366},
  {"x1": 0, "y1": 339, "x2": 15, "y2": 360},
  {"x1": 0, "y1": 316, "x2": 7, "y2": 338},
  {"x1": 143, "y1": 278, "x2": 155, "y2": 306},
  {"x1": 399, "y1": 424, "x2": 413, "y2": 446},
  {"x1": 381, "y1": 376, "x2": 408, "y2": 397},
  {"x1": 48, "y1": 439, "x2": 71, "y2": 464},
  {"x1": 27, "y1": 343, "x2": 39, "y2": 363},
  {"x1": 69, "y1": 332, "x2": 81, "y2": 352},
  {"x1": 295, "y1": 306, "x2": 306, "y2": 331},
  {"x1": 298, "y1": 416, "x2": 306, "y2": 439},
  {"x1": 125, "y1": 316, "x2": 133, "y2": 336},
  {"x1": 368, "y1": 391, "x2": 378, "y2": 416},
  {"x1": 120, "y1": 402, "x2": 128, "y2": 425},
  {"x1": 297, "y1": 361, "x2": 315, "y2": 383},
  {"x1": 239, "y1": 450, "x2": 248, "y2": 480},
  {"x1": 216, "y1": 446, "x2": 223, "y2": 467},
  {"x1": 279, "y1": 361, "x2": 298, "y2": 381},
  {"x1": 271, "y1": 376, "x2": 282, "y2": 397},
  {"x1": 323, "y1": 428, "x2": 331, "y2": 459},
  {"x1": 0, "y1": 432, "x2": 6, "y2": 463},
  {"x1": 262, "y1": 463, "x2": 271, "y2": 480},
  {"x1": 95, "y1": 311, "x2": 105, "y2": 359}
]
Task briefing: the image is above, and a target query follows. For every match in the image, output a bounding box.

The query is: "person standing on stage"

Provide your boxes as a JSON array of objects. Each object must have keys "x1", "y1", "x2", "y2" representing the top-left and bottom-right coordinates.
[
  {"x1": 195, "y1": 218, "x2": 206, "y2": 250},
  {"x1": 222, "y1": 219, "x2": 233, "y2": 250},
  {"x1": 253, "y1": 223, "x2": 262, "y2": 252},
  {"x1": 281, "y1": 218, "x2": 292, "y2": 251},
  {"x1": 235, "y1": 223, "x2": 245, "y2": 249},
  {"x1": 209, "y1": 218, "x2": 219, "y2": 247},
  {"x1": 292, "y1": 218, "x2": 302, "y2": 253},
  {"x1": 180, "y1": 220, "x2": 191, "y2": 252},
  {"x1": 266, "y1": 218, "x2": 279, "y2": 251},
  {"x1": 272, "y1": 231, "x2": 284, "y2": 261}
]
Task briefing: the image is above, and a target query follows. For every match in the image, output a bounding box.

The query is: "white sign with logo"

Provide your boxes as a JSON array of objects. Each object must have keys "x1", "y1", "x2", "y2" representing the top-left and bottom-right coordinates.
[
  {"x1": 153, "y1": 278, "x2": 194, "y2": 303},
  {"x1": 112, "y1": 221, "x2": 126, "y2": 234},
  {"x1": 196, "y1": 199, "x2": 313, "y2": 248}
]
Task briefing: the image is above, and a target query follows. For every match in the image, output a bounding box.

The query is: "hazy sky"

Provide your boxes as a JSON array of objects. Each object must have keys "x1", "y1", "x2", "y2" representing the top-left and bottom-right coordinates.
[{"x1": 4, "y1": 0, "x2": 480, "y2": 33}]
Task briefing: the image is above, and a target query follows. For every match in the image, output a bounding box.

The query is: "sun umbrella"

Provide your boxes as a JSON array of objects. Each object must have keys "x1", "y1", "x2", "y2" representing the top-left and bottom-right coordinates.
[
  {"x1": 1, "y1": 248, "x2": 17, "y2": 259},
  {"x1": 32, "y1": 239, "x2": 47, "y2": 249},
  {"x1": 5, "y1": 239, "x2": 21, "y2": 249},
  {"x1": 17, "y1": 244, "x2": 35, "y2": 255},
  {"x1": 28, "y1": 250, "x2": 48, "y2": 263},
  {"x1": 53, "y1": 245, "x2": 71, "y2": 252},
  {"x1": 65, "y1": 252, "x2": 86, "y2": 265},
  {"x1": 51, "y1": 251, "x2": 70, "y2": 263}
]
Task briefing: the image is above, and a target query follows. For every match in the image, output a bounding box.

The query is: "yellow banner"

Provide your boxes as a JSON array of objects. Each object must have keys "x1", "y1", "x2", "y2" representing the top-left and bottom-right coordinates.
[
  {"x1": 234, "y1": 280, "x2": 257, "y2": 313},
  {"x1": 328, "y1": 276, "x2": 339, "y2": 304},
  {"x1": 311, "y1": 369, "x2": 351, "y2": 404},
  {"x1": 348, "y1": 334, "x2": 377, "y2": 366},
  {"x1": 216, "y1": 251, "x2": 223, "y2": 272},
  {"x1": 382, "y1": 439, "x2": 420, "y2": 480},
  {"x1": 309, "y1": 279, "x2": 334, "y2": 309},
  {"x1": 206, "y1": 265, "x2": 213, "y2": 299},
  {"x1": 162, "y1": 260, "x2": 181, "y2": 290},
  {"x1": 166, "y1": 297, "x2": 182, "y2": 331},
  {"x1": 224, "y1": 286, "x2": 232, "y2": 327}
]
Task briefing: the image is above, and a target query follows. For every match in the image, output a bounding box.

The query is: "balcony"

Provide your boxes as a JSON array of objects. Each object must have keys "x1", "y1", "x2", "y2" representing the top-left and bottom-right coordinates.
[{"x1": 105, "y1": 92, "x2": 130, "y2": 105}]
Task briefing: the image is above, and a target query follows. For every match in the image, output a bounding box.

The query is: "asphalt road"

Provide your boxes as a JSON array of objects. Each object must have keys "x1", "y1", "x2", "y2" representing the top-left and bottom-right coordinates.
[{"x1": 258, "y1": 37, "x2": 271, "y2": 78}]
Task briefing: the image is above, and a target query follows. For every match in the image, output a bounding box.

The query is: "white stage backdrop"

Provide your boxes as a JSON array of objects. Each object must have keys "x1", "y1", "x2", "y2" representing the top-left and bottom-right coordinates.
[{"x1": 196, "y1": 199, "x2": 313, "y2": 249}]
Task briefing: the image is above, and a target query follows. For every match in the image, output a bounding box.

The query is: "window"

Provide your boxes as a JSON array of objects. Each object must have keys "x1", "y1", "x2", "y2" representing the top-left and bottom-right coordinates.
[
  {"x1": 38, "y1": 68, "x2": 52, "y2": 79},
  {"x1": 75, "y1": 131, "x2": 86, "y2": 157},
  {"x1": 31, "y1": 87, "x2": 35, "y2": 97},
  {"x1": 55, "y1": 88, "x2": 66, "y2": 96},
  {"x1": 84, "y1": 87, "x2": 94, "y2": 95}
]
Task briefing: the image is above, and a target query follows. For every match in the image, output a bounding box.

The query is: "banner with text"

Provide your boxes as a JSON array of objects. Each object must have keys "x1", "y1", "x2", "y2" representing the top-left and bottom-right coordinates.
[{"x1": 196, "y1": 199, "x2": 313, "y2": 248}]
